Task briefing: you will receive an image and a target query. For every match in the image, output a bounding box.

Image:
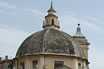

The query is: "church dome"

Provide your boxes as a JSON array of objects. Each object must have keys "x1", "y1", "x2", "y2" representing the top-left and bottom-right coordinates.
[
  {"x1": 16, "y1": 2, "x2": 85, "y2": 59},
  {"x1": 16, "y1": 29, "x2": 85, "y2": 58}
]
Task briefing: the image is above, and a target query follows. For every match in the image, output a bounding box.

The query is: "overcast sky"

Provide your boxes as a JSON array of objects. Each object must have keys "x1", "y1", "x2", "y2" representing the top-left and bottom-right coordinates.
[{"x1": 0, "y1": 0, "x2": 104, "y2": 69}]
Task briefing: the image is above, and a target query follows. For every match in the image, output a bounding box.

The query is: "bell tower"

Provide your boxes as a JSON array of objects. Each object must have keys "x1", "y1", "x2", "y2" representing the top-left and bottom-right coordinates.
[
  {"x1": 43, "y1": 1, "x2": 60, "y2": 30},
  {"x1": 73, "y1": 24, "x2": 90, "y2": 59}
]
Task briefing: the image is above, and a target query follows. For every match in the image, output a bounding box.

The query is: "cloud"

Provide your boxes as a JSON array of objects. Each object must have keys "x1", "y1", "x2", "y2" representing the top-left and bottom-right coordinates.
[
  {"x1": 0, "y1": 9, "x2": 4, "y2": 13},
  {"x1": 59, "y1": 15, "x2": 78, "y2": 34},
  {"x1": 80, "y1": 20, "x2": 103, "y2": 33},
  {"x1": 59, "y1": 13, "x2": 103, "y2": 34},
  {"x1": 23, "y1": 8, "x2": 46, "y2": 20},
  {"x1": 88, "y1": 17, "x2": 99, "y2": 21},
  {"x1": 0, "y1": 24, "x2": 30, "y2": 58},
  {"x1": 24, "y1": 8, "x2": 45, "y2": 16},
  {"x1": 0, "y1": 2, "x2": 17, "y2": 15},
  {"x1": 89, "y1": 45, "x2": 104, "y2": 69},
  {"x1": 0, "y1": 1, "x2": 45, "y2": 23},
  {"x1": 0, "y1": 2, "x2": 16, "y2": 9}
]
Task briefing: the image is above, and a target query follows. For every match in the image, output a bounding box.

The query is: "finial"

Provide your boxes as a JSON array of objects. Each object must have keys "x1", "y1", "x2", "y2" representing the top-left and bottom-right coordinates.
[
  {"x1": 78, "y1": 19, "x2": 80, "y2": 26},
  {"x1": 51, "y1": 0, "x2": 53, "y2": 4},
  {"x1": 50, "y1": 0, "x2": 53, "y2": 9},
  {"x1": 48, "y1": 0, "x2": 56, "y2": 12},
  {"x1": 51, "y1": 0, "x2": 53, "y2": 3},
  {"x1": 78, "y1": 24, "x2": 80, "y2": 26},
  {"x1": 73, "y1": 23, "x2": 85, "y2": 38}
]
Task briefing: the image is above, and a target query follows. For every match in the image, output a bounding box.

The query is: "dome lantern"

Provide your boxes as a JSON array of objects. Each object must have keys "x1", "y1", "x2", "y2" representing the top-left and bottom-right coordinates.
[{"x1": 43, "y1": 1, "x2": 60, "y2": 30}]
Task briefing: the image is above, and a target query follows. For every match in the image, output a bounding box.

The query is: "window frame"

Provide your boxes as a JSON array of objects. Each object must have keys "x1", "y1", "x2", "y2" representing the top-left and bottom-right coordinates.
[
  {"x1": 32, "y1": 60, "x2": 38, "y2": 69},
  {"x1": 20, "y1": 62, "x2": 25, "y2": 69},
  {"x1": 54, "y1": 61, "x2": 64, "y2": 69}
]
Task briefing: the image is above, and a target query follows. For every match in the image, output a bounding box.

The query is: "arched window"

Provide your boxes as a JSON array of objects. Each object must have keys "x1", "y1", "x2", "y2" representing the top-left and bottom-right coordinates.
[{"x1": 52, "y1": 19, "x2": 54, "y2": 25}]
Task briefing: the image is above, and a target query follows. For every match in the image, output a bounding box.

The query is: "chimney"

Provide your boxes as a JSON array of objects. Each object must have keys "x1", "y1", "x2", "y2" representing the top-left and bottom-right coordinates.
[
  {"x1": 5, "y1": 56, "x2": 8, "y2": 60},
  {"x1": 0, "y1": 57, "x2": 2, "y2": 61}
]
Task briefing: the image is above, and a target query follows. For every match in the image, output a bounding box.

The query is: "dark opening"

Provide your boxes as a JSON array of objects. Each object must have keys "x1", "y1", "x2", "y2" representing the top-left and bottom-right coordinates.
[
  {"x1": 33, "y1": 61, "x2": 38, "y2": 69},
  {"x1": 20, "y1": 62, "x2": 25, "y2": 69},
  {"x1": 54, "y1": 61, "x2": 64, "y2": 69},
  {"x1": 52, "y1": 19, "x2": 54, "y2": 25}
]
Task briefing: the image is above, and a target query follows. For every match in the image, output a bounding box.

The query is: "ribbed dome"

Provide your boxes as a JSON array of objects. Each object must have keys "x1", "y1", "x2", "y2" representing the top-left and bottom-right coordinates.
[{"x1": 16, "y1": 29, "x2": 85, "y2": 58}]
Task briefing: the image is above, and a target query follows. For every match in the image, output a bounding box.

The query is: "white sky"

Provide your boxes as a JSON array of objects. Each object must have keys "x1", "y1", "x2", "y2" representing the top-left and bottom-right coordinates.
[{"x1": 0, "y1": 0, "x2": 104, "y2": 69}]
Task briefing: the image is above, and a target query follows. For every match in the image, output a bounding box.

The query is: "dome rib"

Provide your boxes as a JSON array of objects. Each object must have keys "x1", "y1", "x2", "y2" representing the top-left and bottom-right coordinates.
[{"x1": 59, "y1": 31, "x2": 75, "y2": 54}]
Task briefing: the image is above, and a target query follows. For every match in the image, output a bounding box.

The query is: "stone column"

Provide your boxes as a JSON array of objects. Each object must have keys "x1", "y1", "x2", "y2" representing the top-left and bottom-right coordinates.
[
  {"x1": 25, "y1": 57, "x2": 31, "y2": 69},
  {"x1": 73, "y1": 58, "x2": 78, "y2": 69},
  {"x1": 39, "y1": 56, "x2": 45, "y2": 69}
]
